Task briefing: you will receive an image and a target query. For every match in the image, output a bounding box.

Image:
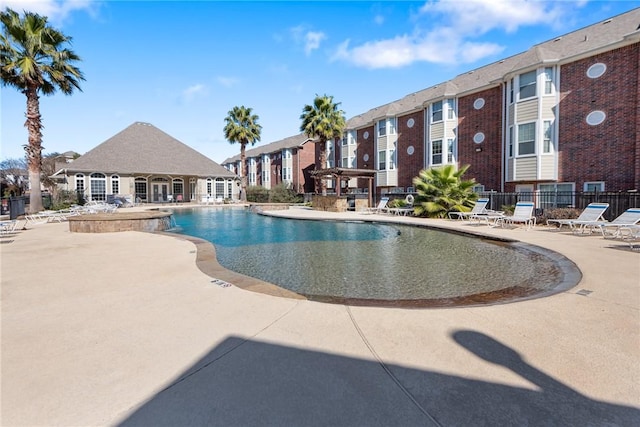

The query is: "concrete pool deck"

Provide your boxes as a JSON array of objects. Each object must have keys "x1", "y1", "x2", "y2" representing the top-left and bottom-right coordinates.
[{"x1": 1, "y1": 206, "x2": 639, "y2": 426}]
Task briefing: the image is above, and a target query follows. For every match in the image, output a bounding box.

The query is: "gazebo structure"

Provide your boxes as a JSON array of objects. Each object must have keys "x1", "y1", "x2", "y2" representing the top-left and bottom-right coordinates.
[{"x1": 310, "y1": 167, "x2": 376, "y2": 211}]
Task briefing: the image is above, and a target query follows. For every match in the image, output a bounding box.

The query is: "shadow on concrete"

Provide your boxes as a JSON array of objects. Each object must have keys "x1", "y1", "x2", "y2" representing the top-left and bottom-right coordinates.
[{"x1": 118, "y1": 330, "x2": 639, "y2": 426}]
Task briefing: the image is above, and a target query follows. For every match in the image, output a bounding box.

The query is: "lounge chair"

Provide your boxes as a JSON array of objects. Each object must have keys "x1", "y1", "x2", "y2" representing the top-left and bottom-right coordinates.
[
  {"x1": 591, "y1": 208, "x2": 640, "y2": 238},
  {"x1": 388, "y1": 194, "x2": 415, "y2": 216},
  {"x1": 546, "y1": 203, "x2": 609, "y2": 230},
  {"x1": 364, "y1": 197, "x2": 389, "y2": 214},
  {"x1": 0, "y1": 219, "x2": 19, "y2": 235},
  {"x1": 495, "y1": 202, "x2": 536, "y2": 229},
  {"x1": 448, "y1": 198, "x2": 489, "y2": 220},
  {"x1": 617, "y1": 225, "x2": 640, "y2": 250}
]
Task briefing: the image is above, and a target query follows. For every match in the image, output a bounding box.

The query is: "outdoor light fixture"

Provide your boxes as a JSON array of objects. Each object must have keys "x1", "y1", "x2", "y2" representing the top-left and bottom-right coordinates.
[{"x1": 475, "y1": 147, "x2": 483, "y2": 152}]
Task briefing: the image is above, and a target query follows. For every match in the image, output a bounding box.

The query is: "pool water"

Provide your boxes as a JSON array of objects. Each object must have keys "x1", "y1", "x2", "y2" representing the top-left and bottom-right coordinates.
[{"x1": 170, "y1": 208, "x2": 569, "y2": 305}]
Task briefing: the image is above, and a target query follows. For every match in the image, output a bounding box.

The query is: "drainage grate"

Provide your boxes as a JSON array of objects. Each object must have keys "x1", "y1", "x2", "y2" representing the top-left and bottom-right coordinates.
[{"x1": 576, "y1": 289, "x2": 593, "y2": 296}]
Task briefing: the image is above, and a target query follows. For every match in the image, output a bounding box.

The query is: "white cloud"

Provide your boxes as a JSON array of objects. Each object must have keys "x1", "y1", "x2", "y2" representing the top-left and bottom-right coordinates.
[
  {"x1": 290, "y1": 25, "x2": 326, "y2": 56},
  {"x1": 181, "y1": 84, "x2": 208, "y2": 102},
  {"x1": 0, "y1": 0, "x2": 98, "y2": 25},
  {"x1": 332, "y1": 0, "x2": 578, "y2": 69},
  {"x1": 304, "y1": 31, "x2": 326, "y2": 55},
  {"x1": 216, "y1": 76, "x2": 239, "y2": 88}
]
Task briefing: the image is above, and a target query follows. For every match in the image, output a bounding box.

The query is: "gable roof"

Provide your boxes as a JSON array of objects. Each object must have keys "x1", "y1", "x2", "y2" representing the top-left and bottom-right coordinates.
[{"x1": 64, "y1": 122, "x2": 235, "y2": 177}]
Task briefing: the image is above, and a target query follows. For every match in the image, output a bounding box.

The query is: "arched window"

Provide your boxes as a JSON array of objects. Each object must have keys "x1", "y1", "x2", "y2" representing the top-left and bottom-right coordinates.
[
  {"x1": 206, "y1": 178, "x2": 213, "y2": 196},
  {"x1": 90, "y1": 173, "x2": 106, "y2": 201},
  {"x1": 172, "y1": 178, "x2": 184, "y2": 198},
  {"x1": 215, "y1": 178, "x2": 225, "y2": 197},
  {"x1": 111, "y1": 175, "x2": 120, "y2": 195}
]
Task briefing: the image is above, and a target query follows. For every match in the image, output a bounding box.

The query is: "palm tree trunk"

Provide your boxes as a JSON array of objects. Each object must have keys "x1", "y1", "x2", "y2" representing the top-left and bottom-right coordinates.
[
  {"x1": 240, "y1": 143, "x2": 247, "y2": 202},
  {"x1": 24, "y1": 87, "x2": 44, "y2": 213},
  {"x1": 319, "y1": 140, "x2": 327, "y2": 196}
]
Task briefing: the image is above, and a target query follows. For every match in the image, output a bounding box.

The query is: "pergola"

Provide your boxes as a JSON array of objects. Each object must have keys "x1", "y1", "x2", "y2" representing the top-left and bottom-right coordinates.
[{"x1": 310, "y1": 167, "x2": 376, "y2": 207}]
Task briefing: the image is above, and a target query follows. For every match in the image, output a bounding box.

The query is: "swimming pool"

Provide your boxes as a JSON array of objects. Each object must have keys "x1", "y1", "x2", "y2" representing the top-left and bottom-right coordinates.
[{"x1": 170, "y1": 207, "x2": 577, "y2": 307}]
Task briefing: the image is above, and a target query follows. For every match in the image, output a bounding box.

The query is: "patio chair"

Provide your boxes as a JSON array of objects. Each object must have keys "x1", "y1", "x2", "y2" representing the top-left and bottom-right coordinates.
[
  {"x1": 388, "y1": 194, "x2": 415, "y2": 216},
  {"x1": 363, "y1": 197, "x2": 389, "y2": 214},
  {"x1": 495, "y1": 202, "x2": 536, "y2": 229},
  {"x1": 591, "y1": 208, "x2": 640, "y2": 238},
  {"x1": 617, "y1": 225, "x2": 640, "y2": 250},
  {"x1": 546, "y1": 203, "x2": 609, "y2": 231},
  {"x1": 448, "y1": 198, "x2": 489, "y2": 220},
  {"x1": 0, "y1": 219, "x2": 19, "y2": 235}
]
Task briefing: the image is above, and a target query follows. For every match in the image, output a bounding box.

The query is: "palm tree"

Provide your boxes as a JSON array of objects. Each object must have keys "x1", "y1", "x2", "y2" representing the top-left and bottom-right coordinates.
[
  {"x1": 412, "y1": 164, "x2": 478, "y2": 218},
  {"x1": 1, "y1": 8, "x2": 84, "y2": 213},
  {"x1": 300, "y1": 94, "x2": 346, "y2": 195},
  {"x1": 223, "y1": 106, "x2": 262, "y2": 202}
]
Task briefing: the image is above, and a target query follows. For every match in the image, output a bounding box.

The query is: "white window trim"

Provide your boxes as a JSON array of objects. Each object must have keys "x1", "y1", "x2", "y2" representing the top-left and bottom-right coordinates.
[
  {"x1": 517, "y1": 121, "x2": 537, "y2": 157},
  {"x1": 584, "y1": 181, "x2": 605, "y2": 192}
]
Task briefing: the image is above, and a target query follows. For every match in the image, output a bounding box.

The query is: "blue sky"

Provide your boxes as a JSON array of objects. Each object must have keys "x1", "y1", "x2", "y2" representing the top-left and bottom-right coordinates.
[{"x1": 1, "y1": 0, "x2": 639, "y2": 164}]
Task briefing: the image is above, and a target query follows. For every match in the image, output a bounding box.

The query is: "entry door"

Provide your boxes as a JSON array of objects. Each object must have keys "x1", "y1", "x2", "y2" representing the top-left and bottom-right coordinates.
[{"x1": 153, "y1": 184, "x2": 168, "y2": 202}]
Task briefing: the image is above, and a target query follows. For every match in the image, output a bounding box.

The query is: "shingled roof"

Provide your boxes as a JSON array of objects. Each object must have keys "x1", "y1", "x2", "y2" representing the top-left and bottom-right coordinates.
[
  {"x1": 222, "y1": 133, "x2": 313, "y2": 164},
  {"x1": 64, "y1": 122, "x2": 235, "y2": 177}
]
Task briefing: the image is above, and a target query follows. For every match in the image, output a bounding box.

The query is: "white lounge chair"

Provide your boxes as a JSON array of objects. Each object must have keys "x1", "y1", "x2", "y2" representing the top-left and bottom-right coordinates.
[
  {"x1": 495, "y1": 202, "x2": 536, "y2": 229},
  {"x1": 546, "y1": 202, "x2": 609, "y2": 231},
  {"x1": 616, "y1": 225, "x2": 640, "y2": 250},
  {"x1": 388, "y1": 194, "x2": 415, "y2": 216},
  {"x1": 592, "y1": 208, "x2": 640, "y2": 238},
  {"x1": 364, "y1": 197, "x2": 389, "y2": 214},
  {"x1": 0, "y1": 219, "x2": 19, "y2": 235},
  {"x1": 448, "y1": 198, "x2": 489, "y2": 220}
]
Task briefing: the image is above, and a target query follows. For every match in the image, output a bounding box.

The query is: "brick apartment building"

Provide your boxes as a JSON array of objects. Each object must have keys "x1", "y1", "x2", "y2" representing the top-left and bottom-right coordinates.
[{"x1": 223, "y1": 9, "x2": 640, "y2": 202}]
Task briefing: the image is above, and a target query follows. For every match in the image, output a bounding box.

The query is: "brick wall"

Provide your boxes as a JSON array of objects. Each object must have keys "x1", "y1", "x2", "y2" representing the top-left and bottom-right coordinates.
[
  {"x1": 396, "y1": 110, "x2": 425, "y2": 189},
  {"x1": 293, "y1": 143, "x2": 316, "y2": 193},
  {"x1": 558, "y1": 43, "x2": 639, "y2": 191},
  {"x1": 356, "y1": 126, "x2": 375, "y2": 188},
  {"x1": 458, "y1": 86, "x2": 504, "y2": 191}
]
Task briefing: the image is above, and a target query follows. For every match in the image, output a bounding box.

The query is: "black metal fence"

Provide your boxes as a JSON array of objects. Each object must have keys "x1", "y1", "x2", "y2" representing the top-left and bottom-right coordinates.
[{"x1": 479, "y1": 191, "x2": 639, "y2": 221}]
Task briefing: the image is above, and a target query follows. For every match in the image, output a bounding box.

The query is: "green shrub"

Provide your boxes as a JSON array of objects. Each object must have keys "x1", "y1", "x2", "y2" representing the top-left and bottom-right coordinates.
[
  {"x1": 246, "y1": 186, "x2": 269, "y2": 203},
  {"x1": 268, "y1": 183, "x2": 299, "y2": 203}
]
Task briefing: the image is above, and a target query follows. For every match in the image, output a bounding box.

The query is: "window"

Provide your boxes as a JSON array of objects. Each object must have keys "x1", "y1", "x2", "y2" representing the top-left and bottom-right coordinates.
[
  {"x1": 190, "y1": 178, "x2": 196, "y2": 201},
  {"x1": 110, "y1": 175, "x2": 119, "y2": 195},
  {"x1": 584, "y1": 182, "x2": 605, "y2": 192},
  {"x1": 283, "y1": 149, "x2": 292, "y2": 159},
  {"x1": 544, "y1": 67, "x2": 554, "y2": 94},
  {"x1": 377, "y1": 119, "x2": 386, "y2": 137},
  {"x1": 543, "y1": 121, "x2": 553, "y2": 153},
  {"x1": 172, "y1": 179, "x2": 183, "y2": 197},
  {"x1": 206, "y1": 178, "x2": 212, "y2": 195},
  {"x1": 508, "y1": 126, "x2": 514, "y2": 157},
  {"x1": 447, "y1": 139, "x2": 455, "y2": 163},
  {"x1": 283, "y1": 167, "x2": 292, "y2": 181},
  {"x1": 378, "y1": 150, "x2": 386, "y2": 170},
  {"x1": 75, "y1": 174, "x2": 85, "y2": 195},
  {"x1": 227, "y1": 181, "x2": 233, "y2": 198},
  {"x1": 341, "y1": 154, "x2": 349, "y2": 168},
  {"x1": 431, "y1": 101, "x2": 443, "y2": 122},
  {"x1": 388, "y1": 117, "x2": 396, "y2": 134},
  {"x1": 215, "y1": 178, "x2": 224, "y2": 196},
  {"x1": 472, "y1": 184, "x2": 485, "y2": 193},
  {"x1": 389, "y1": 146, "x2": 396, "y2": 170},
  {"x1": 519, "y1": 70, "x2": 537, "y2": 99},
  {"x1": 518, "y1": 123, "x2": 535, "y2": 155},
  {"x1": 509, "y1": 78, "x2": 514, "y2": 104},
  {"x1": 135, "y1": 177, "x2": 147, "y2": 201},
  {"x1": 432, "y1": 140, "x2": 443, "y2": 164},
  {"x1": 90, "y1": 173, "x2": 106, "y2": 201},
  {"x1": 446, "y1": 99, "x2": 455, "y2": 120}
]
